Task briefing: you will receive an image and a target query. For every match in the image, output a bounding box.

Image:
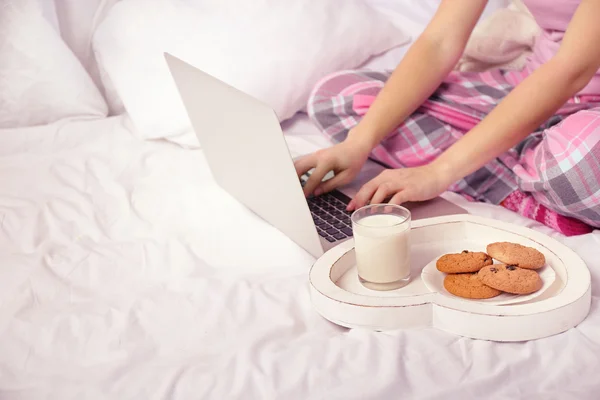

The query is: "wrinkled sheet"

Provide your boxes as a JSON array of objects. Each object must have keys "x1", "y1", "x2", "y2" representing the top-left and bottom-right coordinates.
[{"x1": 0, "y1": 114, "x2": 599, "y2": 400}]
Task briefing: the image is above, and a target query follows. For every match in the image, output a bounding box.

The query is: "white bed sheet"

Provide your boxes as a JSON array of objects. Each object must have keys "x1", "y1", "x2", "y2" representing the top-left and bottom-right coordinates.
[{"x1": 0, "y1": 114, "x2": 599, "y2": 399}]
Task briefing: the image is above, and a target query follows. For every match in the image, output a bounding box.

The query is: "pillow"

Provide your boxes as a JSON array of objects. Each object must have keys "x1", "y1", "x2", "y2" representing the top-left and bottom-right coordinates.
[
  {"x1": 0, "y1": 0, "x2": 108, "y2": 128},
  {"x1": 92, "y1": 0, "x2": 410, "y2": 145},
  {"x1": 39, "y1": 0, "x2": 60, "y2": 31},
  {"x1": 52, "y1": 0, "x2": 121, "y2": 109},
  {"x1": 455, "y1": 0, "x2": 539, "y2": 72}
]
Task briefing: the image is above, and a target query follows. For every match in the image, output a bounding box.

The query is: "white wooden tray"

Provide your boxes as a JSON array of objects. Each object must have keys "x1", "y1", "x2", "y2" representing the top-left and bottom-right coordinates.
[{"x1": 309, "y1": 215, "x2": 592, "y2": 342}]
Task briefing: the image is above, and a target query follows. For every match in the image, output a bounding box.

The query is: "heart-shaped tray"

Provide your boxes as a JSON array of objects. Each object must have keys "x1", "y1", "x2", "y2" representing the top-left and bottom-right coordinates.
[{"x1": 308, "y1": 215, "x2": 591, "y2": 342}]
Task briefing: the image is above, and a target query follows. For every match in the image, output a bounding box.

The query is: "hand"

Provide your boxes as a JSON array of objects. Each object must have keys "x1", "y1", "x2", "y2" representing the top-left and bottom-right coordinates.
[
  {"x1": 294, "y1": 136, "x2": 372, "y2": 197},
  {"x1": 347, "y1": 163, "x2": 453, "y2": 211}
]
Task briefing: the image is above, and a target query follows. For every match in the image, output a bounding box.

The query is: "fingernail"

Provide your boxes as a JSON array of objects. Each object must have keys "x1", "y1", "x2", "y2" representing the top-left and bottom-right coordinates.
[
  {"x1": 347, "y1": 200, "x2": 354, "y2": 211},
  {"x1": 314, "y1": 188, "x2": 322, "y2": 196}
]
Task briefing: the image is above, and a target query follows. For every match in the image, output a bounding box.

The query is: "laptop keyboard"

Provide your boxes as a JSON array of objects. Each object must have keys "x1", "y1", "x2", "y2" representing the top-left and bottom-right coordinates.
[
  {"x1": 307, "y1": 192, "x2": 354, "y2": 243},
  {"x1": 300, "y1": 171, "x2": 354, "y2": 243}
]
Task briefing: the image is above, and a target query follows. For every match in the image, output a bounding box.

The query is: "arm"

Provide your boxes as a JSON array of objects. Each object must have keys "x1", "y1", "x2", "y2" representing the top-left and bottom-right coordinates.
[
  {"x1": 347, "y1": 0, "x2": 488, "y2": 150},
  {"x1": 348, "y1": 0, "x2": 600, "y2": 210},
  {"x1": 295, "y1": 0, "x2": 488, "y2": 197},
  {"x1": 432, "y1": 0, "x2": 600, "y2": 185}
]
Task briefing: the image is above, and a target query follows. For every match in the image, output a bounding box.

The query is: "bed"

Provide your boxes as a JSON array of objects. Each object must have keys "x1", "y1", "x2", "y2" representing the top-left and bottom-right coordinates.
[{"x1": 1, "y1": 1, "x2": 599, "y2": 399}]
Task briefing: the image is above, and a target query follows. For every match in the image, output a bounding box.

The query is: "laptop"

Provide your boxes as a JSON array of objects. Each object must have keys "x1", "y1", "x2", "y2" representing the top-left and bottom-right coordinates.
[{"x1": 164, "y1": 53, "x2": 467, "y2": 258}]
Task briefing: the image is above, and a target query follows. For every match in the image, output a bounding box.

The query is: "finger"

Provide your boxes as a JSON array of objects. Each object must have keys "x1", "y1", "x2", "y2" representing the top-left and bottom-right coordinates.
[
  {"x1": 314, "y1": 170, "x2": 352, "y2": 196},
  {"x1": 303, "y1": 163, "x2": 333, "y2": 197},
  {"x1": 293, "y1": 154, "x2": 317, "y2": 177},
  {"x1": 348, "y1": 179, "x2": 381, "y2": 211},
  {"x1": 370, "y1": 183, "x2": 397, "y2": 205},
  {"x1": 389, "y1": 190, "x2": 410, "y2": 205}
]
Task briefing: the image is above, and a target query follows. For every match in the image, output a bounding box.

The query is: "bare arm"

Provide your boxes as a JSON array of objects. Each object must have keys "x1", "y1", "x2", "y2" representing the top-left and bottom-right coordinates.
[
  {"x1": 296, "y1": 0, "x2": 488, "y2": 197},
  {"x1": 347, "y1": 0, "x2": 600, "y2": 210},
  {"x1": 432, "y1": 0, "x2": 600, "y2": 184},
  {"x1": 347, "y1": 0, "x2": 489, "y2": 150}
]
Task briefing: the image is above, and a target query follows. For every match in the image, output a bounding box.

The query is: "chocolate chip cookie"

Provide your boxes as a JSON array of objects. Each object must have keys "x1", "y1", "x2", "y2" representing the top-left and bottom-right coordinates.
[
  {"x1": 436, "y1": 250, "x2": 493, "y2": 273},
  {"x1": 478, "y1": 264, "x2": 542, "y2": 295},
  {"x1": 486, "y1": 242, "x2": 546, "y2": 270},
  {"x1": 444, "y1": 273, "x2": 502, "y2": 299}
]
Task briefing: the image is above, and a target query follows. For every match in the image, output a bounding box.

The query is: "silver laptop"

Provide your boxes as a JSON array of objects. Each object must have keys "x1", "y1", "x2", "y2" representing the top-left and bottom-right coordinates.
[{"x1": 164, "y1": 53, "x2": 467, "y2": 258}]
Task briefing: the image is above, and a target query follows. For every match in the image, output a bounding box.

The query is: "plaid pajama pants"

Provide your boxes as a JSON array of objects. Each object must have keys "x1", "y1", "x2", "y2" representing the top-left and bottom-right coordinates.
[{"x1": 307, "y1": 68, "x2": 600, "y2": 227}]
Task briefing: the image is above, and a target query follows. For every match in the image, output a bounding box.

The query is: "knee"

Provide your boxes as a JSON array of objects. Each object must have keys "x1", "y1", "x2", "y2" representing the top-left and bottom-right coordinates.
[
  {"x1": 306, "y1": 70, "x2": 359, "y2": 119},
  {"x1": 306, "y1": 69, "x2": 389, "y2": 130},
  {"x1": 543, "y1": 108, "x2": 600, "y2": 160},
  {"x1": 531, "y1": 108, "x2": 600, "y2": 225},
  {"x1": 307, "y1": 70, "x2": 388, "y2": 111}
]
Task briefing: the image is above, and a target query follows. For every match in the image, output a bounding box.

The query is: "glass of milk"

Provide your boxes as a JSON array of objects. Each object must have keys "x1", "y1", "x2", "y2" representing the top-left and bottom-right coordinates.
[{"x1": 351, "y1": 204, "x2": 411, "y2": 291}]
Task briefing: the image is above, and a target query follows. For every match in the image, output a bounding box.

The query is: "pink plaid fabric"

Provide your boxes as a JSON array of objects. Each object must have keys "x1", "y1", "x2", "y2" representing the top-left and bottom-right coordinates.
[{"x1": 307, "y1": 68, "x2": 600, "y2": 227}]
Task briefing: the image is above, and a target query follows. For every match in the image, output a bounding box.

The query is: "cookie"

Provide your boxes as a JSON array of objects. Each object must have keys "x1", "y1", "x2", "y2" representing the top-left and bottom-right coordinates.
[
  {"x1": 436, "y1": 250, "x2": 493, "y2": 273},
  {"x1": 443, "y1": 273, "x2": 502, "y2": 299},
  {"x1": 486, "y1": 242, "x2": 546, "y2": 270},
  {"x1": 478, "y1": 264, "x2": 542, "y2": 295}
]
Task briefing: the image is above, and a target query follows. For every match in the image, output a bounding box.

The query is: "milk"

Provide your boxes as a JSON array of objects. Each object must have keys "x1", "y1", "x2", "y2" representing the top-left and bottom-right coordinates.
[{"x1": 353, "y1": 213, "x2": 411, "y2": 291}]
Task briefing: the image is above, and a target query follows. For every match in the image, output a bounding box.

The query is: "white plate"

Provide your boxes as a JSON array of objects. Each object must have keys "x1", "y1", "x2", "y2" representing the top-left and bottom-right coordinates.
[
  {"x1": 309, "y1": 214, "x2": 592, "y2": 342},
  {"x1": 421, "y1": 257, "x2": 556, "y2": 305}
]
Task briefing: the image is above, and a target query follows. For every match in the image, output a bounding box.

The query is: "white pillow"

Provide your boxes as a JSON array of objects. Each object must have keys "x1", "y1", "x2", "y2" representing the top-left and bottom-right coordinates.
[
  {"x1": 0, "y1": 0, "x2": 108, "y2": 128},
  {"x1": 92, "y1": 0, "x2": 410, "y2": 144},
  {"x1": 52, "y1": 0, "x2": 121, "y2": 109},
  {"x1": 39, "y1": 0, "x2": 60, "y2": 31}
]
